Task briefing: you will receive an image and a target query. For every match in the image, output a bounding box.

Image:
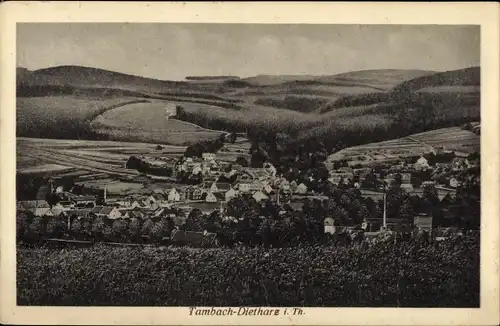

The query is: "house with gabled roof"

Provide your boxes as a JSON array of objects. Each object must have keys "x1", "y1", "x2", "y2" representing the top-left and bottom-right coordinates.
[
  {"x1": 252, "y1": 191, "x2": 269, "y2": 202},
  {"x1": 414, "y1": 156, "x2": 430, "y2": 170},
  {"x1": 167, "y1": 188, "x2": 181, "y2": 202},
  {"x1": 92, "y1": 206, "x2": 122, "y2": 219},
  {"x1": 205, "y1": 191, "x2": 218, "y2": 203},
  {"x1": 184, "y1": 186, "x2": 203, "y2": 200}
]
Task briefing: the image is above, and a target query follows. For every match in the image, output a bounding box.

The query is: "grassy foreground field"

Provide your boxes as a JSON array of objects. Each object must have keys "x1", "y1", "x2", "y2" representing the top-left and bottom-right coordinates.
[{"x1": 17, "y1": 236, "x2": 479, "y2": 307}]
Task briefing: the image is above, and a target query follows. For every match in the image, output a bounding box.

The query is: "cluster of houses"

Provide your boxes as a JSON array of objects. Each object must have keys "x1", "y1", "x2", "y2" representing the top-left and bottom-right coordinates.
[
  {"x1": 329, "y1": 153, "x2": 479, "y2": 192},
  {"x1": 17, "y1": 147, "x2": 479, "y2": 243},
  {"x1": 16, "y1": 174, "x2": 313, "y2": 221}
]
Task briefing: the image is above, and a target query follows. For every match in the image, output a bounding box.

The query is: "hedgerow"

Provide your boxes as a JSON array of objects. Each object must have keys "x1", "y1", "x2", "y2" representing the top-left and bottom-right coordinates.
[{"x1": 17, "y1": 234, "x2": 479, "y2": 307}]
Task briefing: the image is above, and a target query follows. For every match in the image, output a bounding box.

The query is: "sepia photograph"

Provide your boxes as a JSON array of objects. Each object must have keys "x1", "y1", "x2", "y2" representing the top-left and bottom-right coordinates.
[
  {"x1": 15, "y1": 22, "x2": 481, "y2": 307},
  {"x1": 1, "y1": 2, "x2": 499, "y2": 326}
]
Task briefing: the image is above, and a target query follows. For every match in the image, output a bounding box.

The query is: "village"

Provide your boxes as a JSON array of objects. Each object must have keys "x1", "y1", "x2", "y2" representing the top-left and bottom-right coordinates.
[{"x1": 16, "y1": 139, "x2": 480, "y2": 246}]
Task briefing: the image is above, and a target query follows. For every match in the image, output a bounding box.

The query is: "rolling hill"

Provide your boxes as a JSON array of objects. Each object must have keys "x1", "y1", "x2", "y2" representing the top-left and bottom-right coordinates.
[{"x1": 16, "y1": 65, "x2": 480, "y2": 150}]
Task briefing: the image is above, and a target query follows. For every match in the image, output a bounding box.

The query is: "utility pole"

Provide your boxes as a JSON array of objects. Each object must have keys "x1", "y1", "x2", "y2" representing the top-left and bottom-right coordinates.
[{"x1": 382, "y1": 182, "x2": 388, "y2": 230}]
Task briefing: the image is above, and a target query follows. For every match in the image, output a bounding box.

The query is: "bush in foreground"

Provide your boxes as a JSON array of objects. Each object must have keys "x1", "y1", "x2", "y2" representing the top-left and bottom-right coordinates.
[{"x1": 17, "y1": 236, "x2": 479, "y2": 307}]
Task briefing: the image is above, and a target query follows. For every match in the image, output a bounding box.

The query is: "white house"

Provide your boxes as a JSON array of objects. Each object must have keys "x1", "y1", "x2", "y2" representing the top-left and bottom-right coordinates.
[
  {"x1": 167, "y1": 188, "x2": 181, "y2": 202},
  {"x1": 449, "y1": 177, "x2": 460, "y2": 188},
  {"x1": 295, "y1": 183, "x2": 308, "y2": 194},
  {"x1": 415, "y1": 156, "x2": 430, "y2": 170},
  {"x1": 205, "y1": 191, "x2": 217, "y2": 203},
  {"x1": 324, "y1": 217, "x2": 335, "y2": 234}
]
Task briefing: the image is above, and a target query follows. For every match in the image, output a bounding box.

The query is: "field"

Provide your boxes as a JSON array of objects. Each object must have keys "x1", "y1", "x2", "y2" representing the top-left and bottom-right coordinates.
[
  {"x1": 328, "y1": 126, "x2": 480, "y2": 164},
  {"x1": 16, "y1": 137, "x2": 186, "y2": 179},
  {"x1": 17, "y1": 235, "x2": 479, "y2": 307},
  {"x1": 16, "y1": 135, "x2": 252, "y2": 188},
  {"x1": 16, "y1": 96, "x2": 148, "y2": 138}
]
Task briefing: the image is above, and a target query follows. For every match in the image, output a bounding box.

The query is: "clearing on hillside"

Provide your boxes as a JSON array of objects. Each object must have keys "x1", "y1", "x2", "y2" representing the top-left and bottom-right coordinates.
[{"x1": 91, "y1": 100, "x2": 225, "y2": 145}]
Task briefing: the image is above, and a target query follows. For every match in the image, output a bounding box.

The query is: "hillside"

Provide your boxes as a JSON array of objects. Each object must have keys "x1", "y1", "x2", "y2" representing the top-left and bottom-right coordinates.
[
  {"x1": 393, "y1": 66, "x2": 480, "y2": 93},
  {"x1": 16, "y1": 65, "x2": 480, "y2": 149},
  {"x1": 327, "y1": 126, "x2": 480, "y2": 166},
  {"x1": 19, "y1": 65, "x2": 186, "y2": 92}
]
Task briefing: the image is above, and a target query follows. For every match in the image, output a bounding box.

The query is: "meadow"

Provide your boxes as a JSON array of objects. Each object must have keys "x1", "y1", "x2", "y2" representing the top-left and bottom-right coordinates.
[{"x1": 90, "y1": 100, "x2": 225, "y2": 145}]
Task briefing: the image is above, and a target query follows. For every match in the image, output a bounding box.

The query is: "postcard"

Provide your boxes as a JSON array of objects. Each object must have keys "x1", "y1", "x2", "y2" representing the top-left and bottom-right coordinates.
[{"x1": 0, "y1": 1, "x2": 499, "y2": 325}]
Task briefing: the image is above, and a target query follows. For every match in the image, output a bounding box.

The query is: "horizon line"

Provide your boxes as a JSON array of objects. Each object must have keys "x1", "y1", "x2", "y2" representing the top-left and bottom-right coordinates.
[{"x1": 16, "y1": 64, "x2": 481, "y2": 82}]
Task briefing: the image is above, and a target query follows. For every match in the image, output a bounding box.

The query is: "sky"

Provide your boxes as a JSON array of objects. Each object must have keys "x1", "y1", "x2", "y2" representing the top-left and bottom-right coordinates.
[{"x1": 17, "y1": 24, "x2": 480, "y2": 81}]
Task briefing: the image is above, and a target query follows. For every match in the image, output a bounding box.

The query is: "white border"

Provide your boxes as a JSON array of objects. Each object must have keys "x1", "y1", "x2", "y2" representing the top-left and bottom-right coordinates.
[{"x1": 1, "y1": 2, "x2": 499, "y2": 325}]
